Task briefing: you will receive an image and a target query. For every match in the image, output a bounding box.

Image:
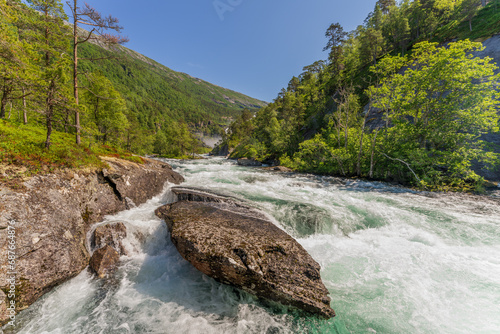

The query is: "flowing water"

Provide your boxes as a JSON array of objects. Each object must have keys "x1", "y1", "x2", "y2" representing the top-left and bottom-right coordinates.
[{"x1": 5, "y1": 158, "x2": 500, "y2": 334}]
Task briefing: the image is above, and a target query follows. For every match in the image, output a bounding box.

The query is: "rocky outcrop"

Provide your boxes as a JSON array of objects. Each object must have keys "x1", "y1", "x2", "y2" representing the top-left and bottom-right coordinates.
[
  {"x1": 92, "y1": 222, "x2": 128, "y2": 256},
  {"x1": 210, "y1": 143, "x2": 230, "y2": 157},
  {"x1": 89, "y1": 245, "x2": 120, "y2": 278},
  {"x1": 237, "y1": 158, "x2": 262, "y2": 167},
  {"x1": 0, "y1": 157, "x2": 183, "y2": 325},
  {"x1": 100, "y1": 156, "x2": 184, "y2": 207},
  {"x1": 155, "y1": 188, "x2": 335, "y2": 319}
]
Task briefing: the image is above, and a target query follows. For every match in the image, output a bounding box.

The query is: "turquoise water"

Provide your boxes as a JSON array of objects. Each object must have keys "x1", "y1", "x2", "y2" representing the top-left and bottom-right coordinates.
[{"x1": 5, "y1": 158, "x2": 500, "y2": 333}]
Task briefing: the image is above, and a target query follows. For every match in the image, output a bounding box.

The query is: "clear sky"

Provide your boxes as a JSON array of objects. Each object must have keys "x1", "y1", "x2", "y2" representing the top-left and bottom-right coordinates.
[{"x1": 65, "y1": 1, "x2": 377, "y2": 102}]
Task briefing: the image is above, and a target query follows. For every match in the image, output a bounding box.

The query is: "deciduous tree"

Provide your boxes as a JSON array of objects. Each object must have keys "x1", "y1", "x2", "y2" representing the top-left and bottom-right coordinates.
[{"x1": 368, "y1": 40, "x2": 499, "y2": 182}]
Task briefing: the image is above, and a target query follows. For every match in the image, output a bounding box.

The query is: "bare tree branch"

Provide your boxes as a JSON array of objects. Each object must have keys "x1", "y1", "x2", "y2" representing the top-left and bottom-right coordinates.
[{"x1": 380, "y1": 152, "x2": 422, "y2": 183}]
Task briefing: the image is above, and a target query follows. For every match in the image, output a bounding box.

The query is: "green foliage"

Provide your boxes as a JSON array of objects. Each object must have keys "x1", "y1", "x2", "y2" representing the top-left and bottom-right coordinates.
[
  {"x1": 153, "y1": 121, "x2": 203, "y2": 158},
  {"x1": 433, "y1": 0, "x2": 500, "y2": 41},
  {"x1": 0, "y1": 119, "x2": 145, "y2": 177},
  {"x1": 220, "y1": 1, "x2": 500, "y2": 191},
  {"x1": 0, "y1": 119, "x2": 101, "y2": 172},
  {"x1": 82, "y1": 71, "x2": 128, "y2": 144},
  {"x1": 0, "y1": 0, "x2": 265, "y2": 172},
  {"x1": 77, "y1": 43, "x2": 266, "y2": 133},
  {"x1": 367, "y1": 40, "x2": 499, "y2": 186}
]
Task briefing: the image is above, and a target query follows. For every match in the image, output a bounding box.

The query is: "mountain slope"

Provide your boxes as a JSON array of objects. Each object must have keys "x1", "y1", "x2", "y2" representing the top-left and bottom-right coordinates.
[{"x1": 79, "y1": 40, "x2": 267, "y2": 134}]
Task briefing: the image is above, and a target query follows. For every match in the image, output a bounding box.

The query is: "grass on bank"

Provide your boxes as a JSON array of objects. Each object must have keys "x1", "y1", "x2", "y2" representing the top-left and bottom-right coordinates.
[
  {"x1": 0, "y1": 119, "x2": 144, "y2": 188},
  {"x1": 434, "y1": 0, "x2": 500, "y2": 43}
]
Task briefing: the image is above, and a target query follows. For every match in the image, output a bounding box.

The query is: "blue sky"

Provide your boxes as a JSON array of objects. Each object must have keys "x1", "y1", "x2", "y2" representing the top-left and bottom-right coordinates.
[{"x1": 66, "y1": 1, "x2": 377, "y2": 102}]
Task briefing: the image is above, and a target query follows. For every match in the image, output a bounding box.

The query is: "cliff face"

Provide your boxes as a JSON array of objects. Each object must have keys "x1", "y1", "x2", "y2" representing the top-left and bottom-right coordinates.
[{"x1": 0, "y1": 157, "x2": 183, "y2": 325}]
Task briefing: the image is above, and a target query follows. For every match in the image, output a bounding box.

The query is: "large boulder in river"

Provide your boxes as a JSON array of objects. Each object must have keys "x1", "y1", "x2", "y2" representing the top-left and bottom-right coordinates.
[{"x1": 155, "y1": 188, "x2": 335, "y2": 319}]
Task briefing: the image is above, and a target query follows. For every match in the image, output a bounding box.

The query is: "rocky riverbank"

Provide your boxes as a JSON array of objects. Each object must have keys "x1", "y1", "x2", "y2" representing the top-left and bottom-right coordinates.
[{"x1": 0, "y1": 157, "x2": 183, "y2": 325}]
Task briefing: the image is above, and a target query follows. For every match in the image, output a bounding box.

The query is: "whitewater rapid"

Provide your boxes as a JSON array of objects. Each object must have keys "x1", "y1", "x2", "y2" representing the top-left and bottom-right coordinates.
[{"x1": 5, "y1": 158, "x2": 500, "y2": 334}]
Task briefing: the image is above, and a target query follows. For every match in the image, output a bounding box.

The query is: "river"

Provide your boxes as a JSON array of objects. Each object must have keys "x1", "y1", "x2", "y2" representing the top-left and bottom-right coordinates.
[{"x1": 6, "y1": 158, "x2": 500, "y2": 334}]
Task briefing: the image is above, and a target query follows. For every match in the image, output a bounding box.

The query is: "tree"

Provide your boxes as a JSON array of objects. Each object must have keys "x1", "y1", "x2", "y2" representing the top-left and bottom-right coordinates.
[
  {"x1": 378, "y1": 0, "x2": 397, "y2": 14},
  {"x1": 28, "y1": 0, "x2": 73, "y2": 149},
  {"x1": 0, "y1": 0, "x2": 38, "y2": 119},
  {"x1": 383, "y1": 5, "x2": 411, "y2": 54},
  {"x1": 41, "y1": 58, "x2": 74, "y2": 149},
  {"x1": 359, "y1": 27, "x2": 384, "y2": 65},
  {"x1": 332, "y1": 84, "x2": 360, "y2": 151},
  {"x1": 82, "y1": 72, "x2": 128, "y2": 144},
  {"x1": 323, "y1": 23, "x2": 347, "y2": 73},
  {"x1": 461, "y1": 0, "x2": 481, "y2": 31},
  {"x1": 408, "y1": 0, "x2": 439, "y2": 39},
  {"x1": 66, "y1": 0, "x2": 128, "y2": 144},
  {"x1": 368, "y1": 40, "x2": 500, "y2": 183}
]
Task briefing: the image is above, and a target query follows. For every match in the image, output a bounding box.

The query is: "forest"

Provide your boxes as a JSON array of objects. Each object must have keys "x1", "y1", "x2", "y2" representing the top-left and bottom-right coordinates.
[
  {"x1": 2, "y1": 0, "x2": 500, "y2": 191},
  {"x1": 217, "y1": 0, "x2": 500, "y2": 191},
  {"x1": 0, "y1": 0, "x2": 264, "y2": 179}
]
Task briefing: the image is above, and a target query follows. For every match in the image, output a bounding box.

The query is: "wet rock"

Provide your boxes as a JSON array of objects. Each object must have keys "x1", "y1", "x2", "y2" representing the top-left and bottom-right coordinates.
[
  {"x1": 263, "y1": 166, "x2": 293, "y2": 172},
  {"x1": 93, "y1": 223, "x2": 128, "y2": 255},
  {"x1": 172, "y1": 187, "x2": 236, "y2": 203},
  {"x1": 89, "y1": 245, "x2": 120, "y2": 278},
  {"x1": 100, "y1": 156, "x2": 184, "y2": 205},
  {"x1": 210, "y1": 143, "x2": 230, "y2": 157},
  {"x1": 155, "y1": 190, "x2": 335, "y2": 319},
  {"x1": 0, "y1": 157, "x2": 184, "y2": 325},
  {"x1": 237, "y1": 158, "x2": 262, "y2": 167}
]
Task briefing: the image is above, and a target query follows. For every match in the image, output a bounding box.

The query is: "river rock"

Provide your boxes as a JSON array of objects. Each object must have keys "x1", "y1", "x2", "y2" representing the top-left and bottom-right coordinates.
[
  {"x1": 237, "y1": 158, "x2": 262, "y2": 167},
  {"x1": 263, "y1": 166, "x2": 293, "y2": 172},
  {"x1": 89, "y1": 245, "x2": 120, "y2": 278},
  {"x1": 93, "y1": 222, "x2": 128, "y2": 255},
  {"x1": 155, "y1": 190, "x2": 335, "y2": 319},
  {"x1": 0, "y1": 157, "x2": 184, "y2": 325},
  {"x1": 210, "y1": 143, "x2": 230, "y2": 157}
]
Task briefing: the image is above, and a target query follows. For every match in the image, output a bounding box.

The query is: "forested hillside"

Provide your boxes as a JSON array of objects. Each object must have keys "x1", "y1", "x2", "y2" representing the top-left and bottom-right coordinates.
[
  {"x1": 219, "y1": 0, "x2": 500, "y2": 191},
  {"x1": 79, "y1": 42, "x2": 266, "y2": 134},
  {"x1": 0, "y1": 0, "x2": 265, "y2": 176}
]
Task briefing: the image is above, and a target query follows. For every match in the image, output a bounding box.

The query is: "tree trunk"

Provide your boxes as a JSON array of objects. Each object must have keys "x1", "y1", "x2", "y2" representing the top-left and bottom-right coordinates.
[
  {"x1": 73, "y1": 0, "x2": 81, "y2": 144},
  {"x1": 369, "y1": 130, "x2": 379, "y2": 179},
  {"x1": 344, "y1": 108, "x2": 349, "y2": 151},
  {"x1": 64, "y1": 109, "x2": 70, "y2": 132},
  {"x1": 22, "y1": 87, "x2": 27, "y2": 124},
  {"x1": 45, "y1": 82, "x2": 55, "y2": 149},
  {"x1": 45, "y1": 108, "x2": 53, "y2": 149},
  {"x1": 469, "y1": 19, "x2": 472, "y2": 32},
  {"x1": 0, "y1": 85, "x2": 10, "y2": 119},
  {"x1": 357, "y1": 115, "x2": 368, "y2": 177}
]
